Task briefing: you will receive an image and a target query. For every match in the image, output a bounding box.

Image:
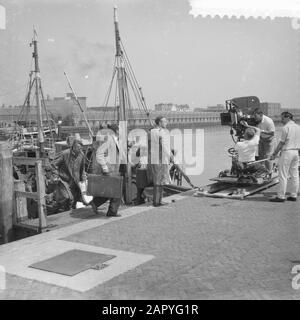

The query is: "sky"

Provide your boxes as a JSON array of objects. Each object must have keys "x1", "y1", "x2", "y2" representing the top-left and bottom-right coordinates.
[{"x1": 0, "y1": 0, "x2": 300, "y2": 109}]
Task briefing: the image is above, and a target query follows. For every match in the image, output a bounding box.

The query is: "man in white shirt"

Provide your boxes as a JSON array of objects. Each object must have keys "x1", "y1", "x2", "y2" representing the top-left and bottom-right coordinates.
[
  {"x1": 235, "y1": 123, "x2": 266, "y2": 175},
  {"x1": 253, "y1": 108, "x2": 275, "y2": 172},
  {"x1": 235, "y1": 126, "x2": 260, "y2": 162},
  {"x1": 270, "y1": 112, "x2": 300, "y2": 202}
]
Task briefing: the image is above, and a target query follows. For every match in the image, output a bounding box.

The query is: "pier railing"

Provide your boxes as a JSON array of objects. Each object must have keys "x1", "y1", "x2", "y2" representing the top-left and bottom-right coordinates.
[{"x1": 13, "y1": 158, "x2": 48, "y2": 233}]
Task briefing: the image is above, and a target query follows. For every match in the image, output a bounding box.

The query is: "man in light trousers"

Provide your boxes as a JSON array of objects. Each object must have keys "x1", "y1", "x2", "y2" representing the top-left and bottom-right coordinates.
[
  {"x1": 253, "y1": 108, "x2": 275, "y2": 172},
  {"x1": 270, "y1": 112, "x2": 300, "y2": 202}
]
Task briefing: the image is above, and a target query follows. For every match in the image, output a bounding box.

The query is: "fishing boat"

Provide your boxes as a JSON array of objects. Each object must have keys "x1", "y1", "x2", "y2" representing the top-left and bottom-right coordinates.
[{"x1": 10, "y1": 28, "x2": 57, "y2": 159}]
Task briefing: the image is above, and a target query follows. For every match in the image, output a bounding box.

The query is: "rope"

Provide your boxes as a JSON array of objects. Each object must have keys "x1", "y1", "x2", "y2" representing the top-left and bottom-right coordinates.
[
  {"x1": 102, "y1": 57, "x2": 117, "y2": 106},
  {"x1": 121, "y1": 44, "x2": 147, "y2": 114},
  {"x1": 120, "y1": 40, "x2": 152, "y2": 125},
  {"x1": 39, "y1": 82, "x2": 55, "y2": 148}
]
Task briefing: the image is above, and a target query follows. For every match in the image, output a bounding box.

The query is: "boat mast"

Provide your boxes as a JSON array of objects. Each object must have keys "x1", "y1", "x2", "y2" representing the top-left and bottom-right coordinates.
[
  {"x1": 23, "y1": 71, "x2": 33, "y2": 127},
  {"x1": 113, "y1": 6, "x2": 132, "y2": 204},
  {"x1": 31, "y1": 27, "x2": 45, "y2": 154},
  {"x1": 114, "y1": 6, "x2": 126, "y2": 122}
]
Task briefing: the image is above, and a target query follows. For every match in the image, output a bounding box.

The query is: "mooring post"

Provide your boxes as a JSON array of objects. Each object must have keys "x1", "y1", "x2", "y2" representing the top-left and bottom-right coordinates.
[
  {"x1": 0, "y1": 142, "x2": 14, "y2": 244},
  {"x1": 35, "y1": 160, "x2": 47, "y2": 231}
]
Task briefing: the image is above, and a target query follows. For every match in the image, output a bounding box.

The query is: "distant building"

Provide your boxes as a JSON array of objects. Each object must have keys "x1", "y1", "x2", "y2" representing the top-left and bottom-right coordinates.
[
  {"x1": 44, "y1": 93, "x2": 87, "y2": 118},
  {"x1": 0, "y1": 107, "x2": 20, "y2": 127},
  {"x1": 155, "y1": 103, "x2": 176, "y2": 112},
  {"x1": 0, "y1": 92, "x2": 86, "y2": 127},
  {"x1": 155, "y1": 103, "x2": 189, "y2": 112},
  {"x1": 259, "y1": 102, "x2": 281, "y2": 117},
  {"x1": 176, "y1": 104, "x2": 190, "y2": 112},
  {"x1": 0, "y1": 106, "x2": 41, "y2": 127},
  {"x1": 206, "y1": 104, "x2": 225, "y2": 112},
  {"x1": 194, "y1": 104, "x2": 225, "y2": 112},
  {"x1": 193, "y1": 107, "x2": 205, "y2": 112},
  {"x1": 88, "y1": 106, "x2": 116, "y2": 112}
]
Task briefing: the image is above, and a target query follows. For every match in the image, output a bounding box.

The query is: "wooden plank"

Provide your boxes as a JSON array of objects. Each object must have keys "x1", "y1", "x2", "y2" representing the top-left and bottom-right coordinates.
[
  {"x1": 205, "y1": 182, "x2": 233, "y2": 193},
  {"x1": 13, "y1": 156, "x2": 49, "y2": 166},
  {"x1": 15, "y1": 190, "x2": 38, "y2": 200},
  {"x1": 210, "y1": 177, "x2": 238, "y2": 183},
  {"x1": 13, "y1": 180, "x2": 28, "y2": 223},
  {"x1": 163, "y1": 185, "x2": 191, "y2": 193},
  {"x1": 13, "y1": 157, "x2": 37, "y2": 166},
  {"x1": 13, "y1": 222, "x2": 40, "y2": 232},
  {"x1": 195, "y1": 192, "x2": 244, "y2": 200},
  {"x1": 241, "y1": 179, "x2": 278, "y2": 197},
  {"x1": 35, "y1": 160, "x2": 47, "y2": 230},
  {"x1": 194, "y1": 178, "x2": 279, "y2": 200}
]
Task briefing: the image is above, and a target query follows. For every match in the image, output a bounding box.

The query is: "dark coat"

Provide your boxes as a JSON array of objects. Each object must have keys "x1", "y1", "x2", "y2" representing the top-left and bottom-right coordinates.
[{"x1": 51, "y1": 148, "x2": 85, "y2": 186}]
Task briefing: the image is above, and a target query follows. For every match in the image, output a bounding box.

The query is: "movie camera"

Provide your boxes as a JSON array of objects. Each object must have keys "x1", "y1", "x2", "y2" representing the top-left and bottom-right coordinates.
[{"x1": 220, "y1": 96, "x2": 260, "y2": 141}]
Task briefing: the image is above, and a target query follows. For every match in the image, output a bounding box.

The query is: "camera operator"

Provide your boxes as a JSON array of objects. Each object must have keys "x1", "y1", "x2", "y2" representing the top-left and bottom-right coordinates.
[
  {"x1": 235, "y1": 122, "x2": 266, "y2": 175},
  {"x1": 253, "y1": 108, "x2": 275, "y2": 172}
]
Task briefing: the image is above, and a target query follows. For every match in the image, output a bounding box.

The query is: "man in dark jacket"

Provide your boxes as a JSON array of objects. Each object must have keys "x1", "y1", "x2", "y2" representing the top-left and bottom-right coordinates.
[{"x1": 51, "y1": 138, "x2": 86, "y2": 209}]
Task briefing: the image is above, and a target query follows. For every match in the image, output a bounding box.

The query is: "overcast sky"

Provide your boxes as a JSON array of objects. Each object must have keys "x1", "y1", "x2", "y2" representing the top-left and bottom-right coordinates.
[{"x1": 0, "y1": 0, "x2": 300, "y2": 109}]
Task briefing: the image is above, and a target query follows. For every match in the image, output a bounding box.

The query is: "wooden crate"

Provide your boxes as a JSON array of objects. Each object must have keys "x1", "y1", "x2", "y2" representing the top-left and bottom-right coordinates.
[{"x1": 87, "y1": 174, "x2": 123, "y2": 199}]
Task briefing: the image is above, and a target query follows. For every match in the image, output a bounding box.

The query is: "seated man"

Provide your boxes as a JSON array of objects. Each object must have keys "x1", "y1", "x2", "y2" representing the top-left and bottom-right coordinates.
[{"x1": 234, "y1": 123, "x2": 266, "y2": 176}]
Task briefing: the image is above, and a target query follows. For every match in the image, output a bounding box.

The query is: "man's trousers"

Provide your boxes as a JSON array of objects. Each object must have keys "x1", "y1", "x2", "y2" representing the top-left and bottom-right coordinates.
[
  {"x1": 277, "y1": 150, "x2": 299, "y2": 199},
  {"x1": 258, "y1": 139, "x2": 274, "y2": 172},
  {"x1": 92, "y1": 196, "x2": 121, "y2": 215}
]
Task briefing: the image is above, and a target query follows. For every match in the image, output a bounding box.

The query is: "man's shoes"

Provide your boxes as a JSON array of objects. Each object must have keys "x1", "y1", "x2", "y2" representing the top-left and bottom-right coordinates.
[
  {"x1": 135, "y1": 198, "x2": 146, "y2": 205},
  {"x1": 287, "y1": 196, "x2": 297, "y2": 202},
  {"x1": 90, "y1": 201, "x2": 98, "y2": 214},
  {"x1": 71, "y1": 203, "x2": 77, "y2": 210},
  {"x1": 153, "y1": 202, "x2": 168, "y2": 207},
  {"x1": 270, "y1": 197, "x2": 285, "y2": 203},
  {"x1": 106, "y1": 211, "x2": 121, "y2": 217}
]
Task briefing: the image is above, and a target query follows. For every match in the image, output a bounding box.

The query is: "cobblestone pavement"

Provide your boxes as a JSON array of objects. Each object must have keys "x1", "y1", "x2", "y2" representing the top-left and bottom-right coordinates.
[{"x1": 1, "y1": 190, "x2": 300, "y2": 300}]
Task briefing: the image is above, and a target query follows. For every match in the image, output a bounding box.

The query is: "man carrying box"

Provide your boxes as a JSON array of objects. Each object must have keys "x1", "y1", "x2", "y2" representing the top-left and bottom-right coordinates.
[{"x1": 89, "y1": 124, "x2": 122, "y2": 217}]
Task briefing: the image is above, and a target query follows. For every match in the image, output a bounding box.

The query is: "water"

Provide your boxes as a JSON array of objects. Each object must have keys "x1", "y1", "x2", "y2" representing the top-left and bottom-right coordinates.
[{"x1": 183, "y1": 125, "x2": 234, "y2": 187}]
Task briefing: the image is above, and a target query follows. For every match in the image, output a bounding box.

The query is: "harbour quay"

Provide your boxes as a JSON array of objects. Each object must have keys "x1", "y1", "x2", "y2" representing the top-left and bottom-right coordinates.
[{"x1": 0, "y1": 186, "x2": 300, "y2": 299}]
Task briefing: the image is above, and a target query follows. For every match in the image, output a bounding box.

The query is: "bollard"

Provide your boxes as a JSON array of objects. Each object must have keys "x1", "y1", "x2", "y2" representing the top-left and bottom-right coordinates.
[{"x1": 0, "y1": 142, "x2": 14, "y2": 244}]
